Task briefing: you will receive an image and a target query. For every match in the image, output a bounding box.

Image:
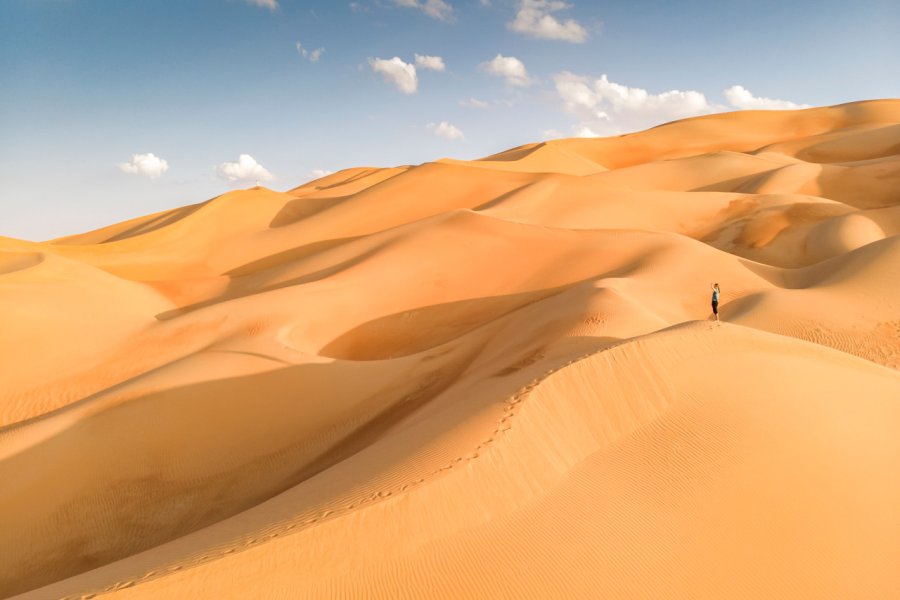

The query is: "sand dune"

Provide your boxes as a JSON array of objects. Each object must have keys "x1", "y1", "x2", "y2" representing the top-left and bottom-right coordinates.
[{"x1": 2, "y1": 100, "x2": 899, "y2": 599}]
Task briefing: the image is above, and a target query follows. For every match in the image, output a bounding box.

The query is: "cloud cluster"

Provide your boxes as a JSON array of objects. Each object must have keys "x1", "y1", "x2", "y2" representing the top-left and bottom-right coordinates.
[
  {"x1": 459, "y1": 97, "x2": 489, "y2": 108},
  {"x1": 296, "y1": 41, "x2": 324, "y2": 63},
  {"x1": 118, "y1": 153, "x2": 169, "y2": 179},
  {"x1": 724, "y1": 85, "x2": 811, "y2": 110},
  {"x1": 370, "y1": 57, "x2": 419, "y2": 94},
  {"x1": 509, "y1": 0, "x2": 587, "y2": 43},
  {"x1": 427, "y1": 121, "x2": 464, "y2": 140},
  {"x1": 415, "y1": 54, "x2": 446, "y2": 71},
  {"x1": 392, "y1": 0, "x2": 454, "y2": 21},
  {"x1": 370, "y1": 54, "x2": 445, "y2": 93},
  {"x1": 553, "y1": 74, "x2": 811, "y2": 136},
  {"x1": 245, "y1": 0, "x2": 278, "y2": 10},
  {"x1": 215, "y1": 154, "x2": 274, "y2": 183},
  {"x1": 554, "y1": 72, "x2": 715, "y2": 135},
  {"x1": 480, "y1": 54, "x2": 533, "y2": 87}
]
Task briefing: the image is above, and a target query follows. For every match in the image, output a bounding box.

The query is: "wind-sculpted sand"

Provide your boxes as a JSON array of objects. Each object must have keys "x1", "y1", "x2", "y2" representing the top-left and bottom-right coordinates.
[{"x1": 2, "y1": 100, "x2": 899, "y2": 599}]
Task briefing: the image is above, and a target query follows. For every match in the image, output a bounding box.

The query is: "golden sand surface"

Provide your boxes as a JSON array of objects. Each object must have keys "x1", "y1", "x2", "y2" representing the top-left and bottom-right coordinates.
[{"x1": 2, "y1": 100, "x2": 899, "y2": 599}]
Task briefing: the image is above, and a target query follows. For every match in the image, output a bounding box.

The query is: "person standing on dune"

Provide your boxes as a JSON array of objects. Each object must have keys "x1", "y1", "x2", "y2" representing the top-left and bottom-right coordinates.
[{"x1": 711, "y1": 283, "x2": 721, "y2": 321}]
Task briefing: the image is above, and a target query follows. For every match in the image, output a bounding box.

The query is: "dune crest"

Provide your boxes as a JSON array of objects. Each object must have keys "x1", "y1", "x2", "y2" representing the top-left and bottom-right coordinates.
[{"x1": 2, "y1": 100, "x2": 899, "y2": 599}]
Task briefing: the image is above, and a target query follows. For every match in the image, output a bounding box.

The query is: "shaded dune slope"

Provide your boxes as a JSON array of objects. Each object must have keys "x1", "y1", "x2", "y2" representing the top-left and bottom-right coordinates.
[{"x1": 1, "y1": 100, "x2": 899, "y2": 599}]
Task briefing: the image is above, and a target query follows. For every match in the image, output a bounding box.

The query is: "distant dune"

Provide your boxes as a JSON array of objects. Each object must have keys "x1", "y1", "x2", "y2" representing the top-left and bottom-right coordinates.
[{"x1": 2, "y1": 100, "x2": 899, "y2": 599}]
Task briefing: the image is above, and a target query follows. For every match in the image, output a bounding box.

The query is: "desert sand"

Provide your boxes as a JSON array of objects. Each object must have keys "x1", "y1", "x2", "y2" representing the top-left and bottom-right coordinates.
[{"x1": 1, "y1": 99, "x2": 899, "y2": 599}]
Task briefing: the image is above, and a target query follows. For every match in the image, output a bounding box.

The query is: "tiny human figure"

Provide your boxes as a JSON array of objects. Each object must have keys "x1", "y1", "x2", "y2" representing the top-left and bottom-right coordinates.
[{"x1": 711, "y1": 283, "x2": 721, "y2": 321}]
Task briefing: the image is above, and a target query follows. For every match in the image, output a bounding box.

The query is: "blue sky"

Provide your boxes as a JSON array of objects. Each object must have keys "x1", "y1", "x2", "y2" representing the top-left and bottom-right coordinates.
[{"x1": 2, "y1": 0, "x2": 898, "y2": 241}]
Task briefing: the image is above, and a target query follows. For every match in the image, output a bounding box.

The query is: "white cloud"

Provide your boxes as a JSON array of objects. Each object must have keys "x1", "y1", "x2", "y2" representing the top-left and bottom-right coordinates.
[
  {"x1": 246, "y1": 0, "x2": 278, "y2": 10},
  {"x1": 480, "y1": 54, "x2": 533, "y2": 87},
  {"x1": 392, "y1": 0, "x2": 454, "y2": 21},
  {"x1": 542, "y1": 126, "x2": 597, "y2": 139},
  {"x1": 414, "y1": 54, "x2": 446, "y2": 71},
  {"x1": 509, "y1": 0, "x2": 588, "y2": 43},
  {"x1": 215, "y1": 154, "x2": 274, "y2": 183},
  {"x1": 551, "y1": 75, "x2": 813, "y2": 136},
  {"x1": 118, "y1": 153, "x2": 169, "y2": 179},
  {"x1": 310, "y1": 169, "x2": 334, "y2": 179},
  {"x1": 480, "y1": 0, "x2": 492, "y2": 5},
  {"x1": 296, "y1": 41, "x2": 325, "y2": 62},
  {"x1": 541, "y1": 128, "x2": 563, "y2": 140},
  {"x1": 370, "y1": 57, "x2": 418, "y2": 94},
  {"x1": 427, "y1": 121, "x2": 465, "y2": 140},
  {"x1": 296, "y1": 42, "x2": 324, "y2": 62},
  {"x1": 553, "y1": 72, "x2": 714, "y2": 135},
  {"x1": 573, "y1": 125, "x2": 600, "y2": 138},
  {"x1": 724, "y1": 85, "x2": 811, "y2": 110},
  {"x1": 459, "y1": 97, "x2": 489, "y2": 108}
]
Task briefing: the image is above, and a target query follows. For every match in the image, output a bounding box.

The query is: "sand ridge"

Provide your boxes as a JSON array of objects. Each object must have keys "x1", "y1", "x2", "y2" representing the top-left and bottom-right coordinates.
[{"x1": 2, "y1": 99, "x2": 899, "y2": 599}]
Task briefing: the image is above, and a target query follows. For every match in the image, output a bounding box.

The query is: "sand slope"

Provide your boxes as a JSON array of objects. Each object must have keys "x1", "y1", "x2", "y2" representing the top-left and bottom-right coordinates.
[{"x1": 2, "y1": 100, "x2": 899, "y2": 599}]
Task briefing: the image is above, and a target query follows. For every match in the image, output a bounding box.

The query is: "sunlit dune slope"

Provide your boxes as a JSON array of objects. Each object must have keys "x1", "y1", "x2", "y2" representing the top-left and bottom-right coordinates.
[{"x1": 2, "y1": 99, "x2": 899, "y2": 600}]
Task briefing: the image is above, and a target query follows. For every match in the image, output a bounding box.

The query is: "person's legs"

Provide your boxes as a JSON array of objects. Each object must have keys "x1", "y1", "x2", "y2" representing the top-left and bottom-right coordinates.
[{"x1": 712, "y1": 301, "x2": 719, "y2": 321}]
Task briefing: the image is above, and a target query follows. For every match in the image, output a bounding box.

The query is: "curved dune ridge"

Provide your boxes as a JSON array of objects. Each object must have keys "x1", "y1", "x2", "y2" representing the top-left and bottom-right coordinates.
[{"x1": 1, "y1": 100, "x2": 899, "y2": 599}]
